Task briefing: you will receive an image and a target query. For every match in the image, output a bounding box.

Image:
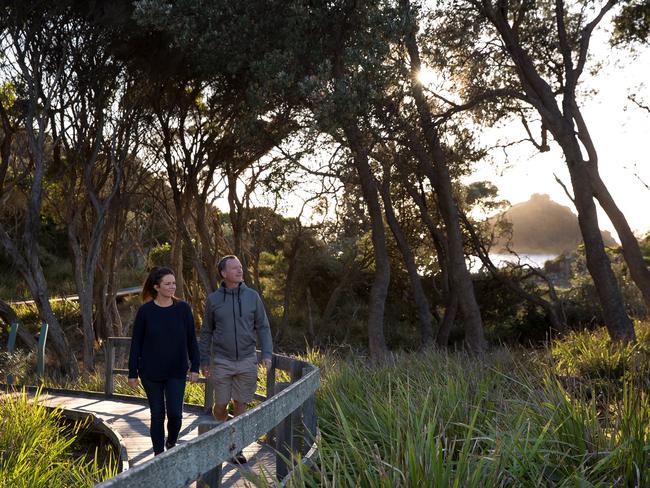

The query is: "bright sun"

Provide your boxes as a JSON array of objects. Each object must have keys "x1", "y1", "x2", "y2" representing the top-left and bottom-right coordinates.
[{"x1": 416, "y1": 66, "x2": 439, "y2": 87}]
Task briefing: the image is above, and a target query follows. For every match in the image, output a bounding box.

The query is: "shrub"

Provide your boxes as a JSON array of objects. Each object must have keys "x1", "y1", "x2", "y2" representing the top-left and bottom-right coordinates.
[{"x1": 0, "y1": 388, "x2": 117, "y2": 487}]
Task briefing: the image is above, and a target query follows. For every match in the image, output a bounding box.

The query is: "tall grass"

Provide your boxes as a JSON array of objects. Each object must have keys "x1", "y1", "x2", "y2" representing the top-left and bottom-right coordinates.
[
  {"x1": 280, "y1": 327, "x2": 650, "y2": 487},
  {"x1": 0, "y1": 388, "x2": 118, "y2": 488}
]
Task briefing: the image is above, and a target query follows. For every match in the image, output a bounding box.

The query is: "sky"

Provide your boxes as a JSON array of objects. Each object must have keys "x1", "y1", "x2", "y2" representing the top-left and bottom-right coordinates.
[{"x1": 469, "y1": 42, "x2": 650, "y2": 238}]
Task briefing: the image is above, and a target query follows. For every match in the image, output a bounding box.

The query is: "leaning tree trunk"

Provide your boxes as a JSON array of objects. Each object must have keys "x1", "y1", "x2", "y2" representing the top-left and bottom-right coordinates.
[
  {"x1": 68, "y1": 217, "x2": 95, "y2": 371},
  {"x1": 567, "y1": 156, "x2": 636, "y2": 342},
  {"x1": 280, "y1": 230, "x2": 303, "y2": 335},
  {"x1": 379, "y1": 166, "x2": 435, "y2": 346},
  {"x1": 31, "y1": 275, "x2": 80, "y2": 378},
  {"x1": 426, "y1": 146, "x2": 487, "y2": 353},
  {"x1": 401, "y1": 7, "x2": 486, "y2": 352},
  {"x1": 479, "y1": 0, "x2": 636, "y2": 343},
  {"x1": 461, "y1": 212, "x2": 567, "y2": 333},
  {"x1": 590, "y1": 169, "x2": 650, "y2": 310},
  {"x1": 400, "y1": 172, "x2": 455, "y2": 346},
  {"x1": 344, "y1": 124, "x2": 390, "y2": 362}
]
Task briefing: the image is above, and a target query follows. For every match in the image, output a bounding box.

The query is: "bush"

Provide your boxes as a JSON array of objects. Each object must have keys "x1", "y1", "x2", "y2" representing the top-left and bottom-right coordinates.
[
  {"x1": 0, "y1": 350, "x2": 33, "y2": 384},
  {"x1": 0, "y1": 388, "x2": 117, "y2": 487}
]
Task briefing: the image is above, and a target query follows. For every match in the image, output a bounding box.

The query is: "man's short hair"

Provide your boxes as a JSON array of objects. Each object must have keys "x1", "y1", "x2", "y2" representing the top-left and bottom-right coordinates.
[{"x1": 217, "y1": 255, "x2": 238, "y2": 277}]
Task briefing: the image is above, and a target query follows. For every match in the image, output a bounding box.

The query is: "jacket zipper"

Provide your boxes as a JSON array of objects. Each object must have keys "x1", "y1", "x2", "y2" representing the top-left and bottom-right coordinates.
[{"x1": 232, "y1": 292, "x2": 239, "y2": 360}]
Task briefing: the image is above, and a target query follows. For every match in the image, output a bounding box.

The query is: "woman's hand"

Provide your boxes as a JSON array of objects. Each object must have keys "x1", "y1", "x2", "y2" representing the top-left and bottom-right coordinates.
[
  {"x1": 128, "y1": 378, "x2": 139, "y2": 389},
  {"x1": 189, "y1": 372, "x2": 199, "y2": 383}
]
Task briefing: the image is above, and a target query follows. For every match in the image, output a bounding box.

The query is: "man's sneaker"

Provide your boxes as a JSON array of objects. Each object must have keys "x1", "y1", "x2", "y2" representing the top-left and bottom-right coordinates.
[
  {"x1": 165, "y1": 440, "x2": 175, "y2": 450},
  {"x1": 228, "y1": 451, "x2": 247, "y2": 464}
]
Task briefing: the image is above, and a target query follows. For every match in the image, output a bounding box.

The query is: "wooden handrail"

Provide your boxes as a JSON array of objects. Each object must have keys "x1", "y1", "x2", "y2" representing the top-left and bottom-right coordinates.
[{"x1": 101, "y1": 336, "x2": 320, "y2": 487}]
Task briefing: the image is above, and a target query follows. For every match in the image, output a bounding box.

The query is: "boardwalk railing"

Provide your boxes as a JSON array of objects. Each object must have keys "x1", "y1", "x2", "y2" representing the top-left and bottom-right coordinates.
[
  {"x1": 5, "y1": 321, "x2": 48, "y2": 384},
  {"x1": 100, "y1": 337, "x2": 320, "y2": 487}
]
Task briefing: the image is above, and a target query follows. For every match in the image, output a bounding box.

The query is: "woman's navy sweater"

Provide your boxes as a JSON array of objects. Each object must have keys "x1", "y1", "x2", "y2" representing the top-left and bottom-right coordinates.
[{"x1": 128, "y1": 300, "x2": 200, "y2": 381}]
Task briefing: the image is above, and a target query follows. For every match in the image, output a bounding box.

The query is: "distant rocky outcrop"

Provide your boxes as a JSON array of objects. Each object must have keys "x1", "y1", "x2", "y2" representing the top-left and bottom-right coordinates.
[{"x1": 490, "y1": 193, "x2": 617, "y2": 254}]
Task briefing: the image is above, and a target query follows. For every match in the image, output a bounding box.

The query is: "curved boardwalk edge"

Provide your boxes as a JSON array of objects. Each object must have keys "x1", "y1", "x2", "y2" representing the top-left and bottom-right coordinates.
[{"x1": 95, "y1": 362, "x2": 320, "y2": 487}]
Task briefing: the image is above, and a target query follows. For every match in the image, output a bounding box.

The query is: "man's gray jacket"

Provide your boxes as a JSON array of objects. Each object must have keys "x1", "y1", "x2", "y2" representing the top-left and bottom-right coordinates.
[{"x1": 199, "y1": 282, "x2": 273, "y2": 365}]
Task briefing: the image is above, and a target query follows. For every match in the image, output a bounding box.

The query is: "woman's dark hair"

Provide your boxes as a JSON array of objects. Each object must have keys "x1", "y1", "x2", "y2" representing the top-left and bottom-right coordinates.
[{"x1": 141, "y1": 266, "x2": 175, "y2": 303}]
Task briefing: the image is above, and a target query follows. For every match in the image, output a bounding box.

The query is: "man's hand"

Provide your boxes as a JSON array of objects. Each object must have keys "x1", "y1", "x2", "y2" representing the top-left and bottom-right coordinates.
[
  {"x1": 128, "y1": 378, "x2": 138, "y2": 389},
  {"x1": 189, "y1": 372, "x2": 199, "y2": 383},
  {"x1": 261, "y1": 358, "x2": 272, "y2": 370},
  {"x1": 201, "y1": 366, "x2": 210, "y2": 378}
]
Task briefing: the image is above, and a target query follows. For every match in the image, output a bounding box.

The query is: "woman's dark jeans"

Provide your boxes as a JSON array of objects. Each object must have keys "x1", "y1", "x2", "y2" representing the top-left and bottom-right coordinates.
[{"x1": 141, "y1": 377, "x2": 186, "y2": 455}]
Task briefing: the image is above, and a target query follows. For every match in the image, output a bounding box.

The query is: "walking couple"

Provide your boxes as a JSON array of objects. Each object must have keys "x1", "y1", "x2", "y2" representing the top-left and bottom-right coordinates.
[{"x1": 127, "y1": 255, "x2": 273, "y2": 463}]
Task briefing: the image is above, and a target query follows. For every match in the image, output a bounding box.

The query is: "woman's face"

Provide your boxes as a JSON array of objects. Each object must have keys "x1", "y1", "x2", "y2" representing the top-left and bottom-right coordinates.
[{"x1": 154, "y1": 274, "x2": 176, "y2": 299}]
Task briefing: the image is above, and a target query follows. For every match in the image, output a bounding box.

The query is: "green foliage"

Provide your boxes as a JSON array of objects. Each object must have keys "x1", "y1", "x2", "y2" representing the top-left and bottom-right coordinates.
[
  {"x1": 551, "y1": 322, "x2": 650, "y2": 385},
  {"x1": 612, "y1": 0, "x2": 650, "y2": 46},
  {"x1": 0, "y1": 350, "x2": 33, "y2": 384},
  {"x1": 0, "y1": 81, "x2": 16, "y2": 110},
  {"x1": 12, "y1": 300, "x2": 81, "y2": 331},
  {"x1": 564, "y1": 248, "x2": 648, "y2": 327},
  {"x1": 147, "y1": 242, "x2": 172, "y2": 268},
  {"x1": 0, "y1": 388, "x2": 118, "y2": 487}
]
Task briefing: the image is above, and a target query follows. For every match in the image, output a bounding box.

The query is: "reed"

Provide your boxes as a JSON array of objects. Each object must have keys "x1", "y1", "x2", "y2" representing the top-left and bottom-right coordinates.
[{"x1": 0, "y1": 388, "x2": 118, "y2": 488}]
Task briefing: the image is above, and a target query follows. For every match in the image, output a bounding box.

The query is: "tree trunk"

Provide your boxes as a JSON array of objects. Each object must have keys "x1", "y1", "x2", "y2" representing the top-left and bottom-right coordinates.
[
  {"x1": 401, "y1": 5, "x2": 486, "y2": 352},
  {"x1": 379, "y1": 166, "x2": 434, "y2": 346},
  {"x1": 344, "y1": 123, "x2": 390, "y2": 362},
  {"x1": 306, "y1": 287, "x2": 316, "y2": 346},
  {"x1": 400, "y1": 173, "x2": 454, "y2": 342},
  {"x1": 426, "y1": 146, "x2": 486, "y2": 352},
  {"x1": 436, "y1": 291, "x2": 457, "y2": 348},
  {"x1": 31, "y1": 274, "x2": 80, "y2": 378},
  {"x1": 480, "y1": 0, "x2": 636, "y2": 342},
  {"x1": 171, "y1": 225, "x2": 185, "y2": 299},
  {"x1": 68, "y1": 219, "x2": 95, "y2": 371},
  {"x1": 568, "y1": 160, "x2": 636, "y2": 342},
  {"x1": 590, "y1": 170, "x2": 650, "y2": 310},
  {"x1": 461, "y1": 211, "x2": 567, "y2": 333},
  {"x1": 280, "y1": 232, "x2": 302, "y2": 334}
]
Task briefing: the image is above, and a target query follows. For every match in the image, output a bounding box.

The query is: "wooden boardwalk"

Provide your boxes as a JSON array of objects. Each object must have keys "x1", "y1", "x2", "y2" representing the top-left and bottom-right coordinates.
[{"x1": 36, "y1": 391, "x2": 277, "y2": 487}]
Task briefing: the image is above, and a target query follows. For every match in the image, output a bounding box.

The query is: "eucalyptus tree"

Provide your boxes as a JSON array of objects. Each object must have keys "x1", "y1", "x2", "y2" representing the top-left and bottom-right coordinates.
[
  {"x1": 49, "y1": 16, "x2": 144, "y2": 370},
  {"x1": 429, "y1": 0, "x2": 641, "y2": 341},
  {"x1": 134, "y1": 1, "x2": 302, "y2": 297},
  {"x1": 143, "y1": 81, "x2": 227, "y2": 293},
  {"x1": 0, "y1": 2, "x2": 81, "y2": 376},
  {"x1": 388, "y1": 0, "x2": 488, "y2": 352}
]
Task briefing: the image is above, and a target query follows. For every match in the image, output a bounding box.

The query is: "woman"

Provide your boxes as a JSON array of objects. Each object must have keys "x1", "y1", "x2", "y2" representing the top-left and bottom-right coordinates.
[{"x1": 128, "y1": 266, "x2": 200, "y2": 455}]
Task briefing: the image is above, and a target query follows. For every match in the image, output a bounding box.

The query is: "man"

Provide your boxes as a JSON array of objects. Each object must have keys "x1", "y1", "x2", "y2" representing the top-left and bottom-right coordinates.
[{"x1": 199, "y1": 255, "x2": 273, "y2": 464}]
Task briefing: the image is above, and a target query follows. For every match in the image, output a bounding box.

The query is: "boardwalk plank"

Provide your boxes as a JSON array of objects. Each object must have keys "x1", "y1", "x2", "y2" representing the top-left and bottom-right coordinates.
[{"x1": 35, "y1": 392, "x2": 277, "y2": 487}]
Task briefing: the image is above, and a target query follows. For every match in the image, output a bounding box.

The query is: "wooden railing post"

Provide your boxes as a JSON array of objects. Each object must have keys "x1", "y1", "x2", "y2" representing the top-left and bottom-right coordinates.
[
  {"x1": 197, "y1": 422, "x2": 222, "y2": 487},
  {"x1": 266, "y1": 355, "x2": 277, "y2": 400},
  {"x1": 274, "y1": 381, "x2": 292, "y2": 480},
  {"x1": 105, "y1": 338, "x2": 115, "y2": 397},
  {"x1": 290, "y1": 362, "x2": 304, "y2": 455},
  {"x1": 36, "y1": 323, "x2": 48, "y2": 383},
  {"x1": 302, "y1": 366, "x2": 317, "y2": 455},
  {"x1": 6, "y1": 322, "x2": 18, "y2": 385}
]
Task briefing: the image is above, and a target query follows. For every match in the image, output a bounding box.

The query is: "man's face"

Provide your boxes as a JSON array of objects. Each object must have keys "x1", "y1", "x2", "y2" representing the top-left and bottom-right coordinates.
[{"x1": 222, "y1": 257, "x2": 244, "y2": 284}]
